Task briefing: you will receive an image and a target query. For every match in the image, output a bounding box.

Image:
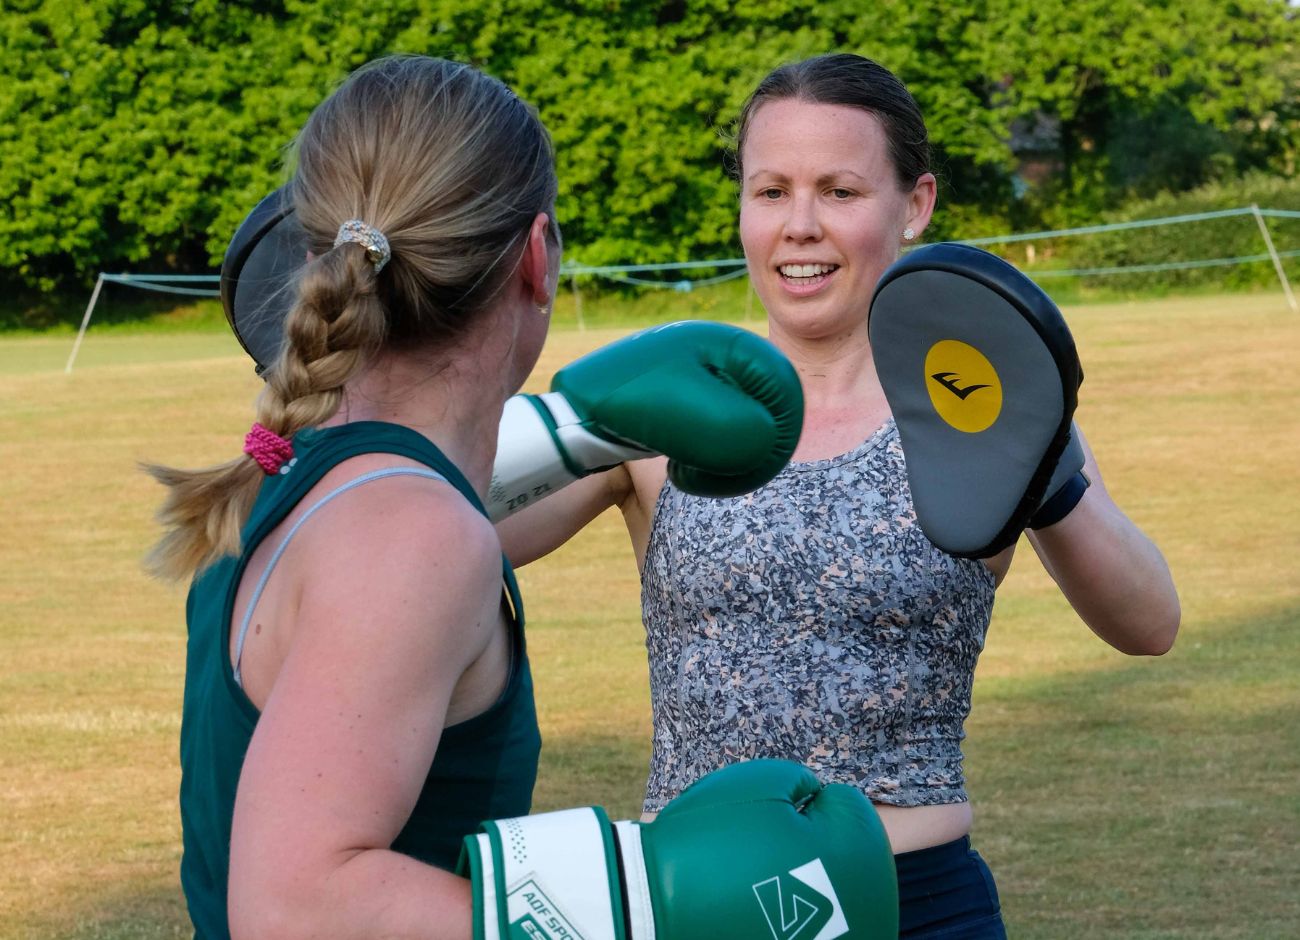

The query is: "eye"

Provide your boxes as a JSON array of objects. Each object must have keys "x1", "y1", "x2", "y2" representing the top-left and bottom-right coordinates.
[
  {"x1": 760, "y1": 187, "x2": 784, "y2": 200},
  {"x1": 829, "y1": 187, "x2": 855, "y2": 200}
]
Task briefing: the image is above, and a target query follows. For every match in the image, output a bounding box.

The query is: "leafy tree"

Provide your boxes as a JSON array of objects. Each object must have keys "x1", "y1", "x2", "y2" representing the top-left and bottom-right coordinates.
[
  {"x1": 980, "y1": 0, "x2": 1298, "y2": 223},
  {"x1": 1, "y1": 0, "x2": 1296, "y2": 306}
]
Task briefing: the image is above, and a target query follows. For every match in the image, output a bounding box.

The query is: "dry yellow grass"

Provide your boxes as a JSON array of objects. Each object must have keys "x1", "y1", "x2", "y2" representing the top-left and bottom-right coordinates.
[{"x1": 1, "y1": 292, "x2": 1297, "y2": 938}]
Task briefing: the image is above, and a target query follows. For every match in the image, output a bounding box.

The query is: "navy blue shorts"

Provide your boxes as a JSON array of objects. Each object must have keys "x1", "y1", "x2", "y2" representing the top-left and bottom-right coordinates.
[{"x1": 895, "y1": 836, "x2": 1006, "y2": 939}]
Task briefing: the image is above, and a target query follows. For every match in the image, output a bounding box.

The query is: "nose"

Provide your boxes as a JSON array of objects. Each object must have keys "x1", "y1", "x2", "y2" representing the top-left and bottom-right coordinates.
[{"x1": 783, "y1": 191, "x2": 822, "y2": 243}]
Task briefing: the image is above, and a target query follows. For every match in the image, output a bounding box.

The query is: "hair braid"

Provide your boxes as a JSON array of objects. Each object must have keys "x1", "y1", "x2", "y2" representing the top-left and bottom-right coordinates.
[
  {"x1": 260, "y1": 245, "x2": 386, "y2": 438},
  {"x1": 145, "y1": 54, "x2": 558, "y2": 582},
  {"x1": 142, "y1": 245, "x2": 386, "y2": 581}
]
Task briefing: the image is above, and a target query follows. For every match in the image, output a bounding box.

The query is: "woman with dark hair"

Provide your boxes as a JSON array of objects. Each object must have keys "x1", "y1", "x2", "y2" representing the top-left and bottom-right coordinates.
[{"x1": 499, "y1": 53, "x2": 1180, "y2": 938}]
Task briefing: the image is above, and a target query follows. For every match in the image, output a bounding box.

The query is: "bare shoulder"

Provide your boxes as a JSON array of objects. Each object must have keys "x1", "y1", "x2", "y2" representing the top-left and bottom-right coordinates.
[
  {"x1": 294, "y1": 466, "x2": 502, "y2": 661},
  {"x1": 313, "y1": 461, "x2": 494, "y2": 551}
]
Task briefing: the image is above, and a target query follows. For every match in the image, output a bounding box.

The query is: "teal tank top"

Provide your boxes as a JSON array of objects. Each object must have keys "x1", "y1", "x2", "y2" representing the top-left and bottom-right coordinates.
[{"x1": 178, "y1": 422, "x2": 541, "y2": 940}]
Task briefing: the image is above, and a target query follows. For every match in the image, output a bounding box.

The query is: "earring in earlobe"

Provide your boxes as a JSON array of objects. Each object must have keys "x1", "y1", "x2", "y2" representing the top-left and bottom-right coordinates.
[{"x1": 902, "y1": 227, "x2": 917, "y2": 242}]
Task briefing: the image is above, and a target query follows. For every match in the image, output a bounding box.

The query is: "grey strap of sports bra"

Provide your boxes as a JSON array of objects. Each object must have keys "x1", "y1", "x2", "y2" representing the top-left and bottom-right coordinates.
[{"x1": 233, "y1": 467, "x2": 448, "y2": 688}]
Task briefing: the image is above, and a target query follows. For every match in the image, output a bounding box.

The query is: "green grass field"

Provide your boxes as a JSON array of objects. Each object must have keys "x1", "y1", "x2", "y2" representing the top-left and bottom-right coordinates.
[{"x1": 2, "y1": 292, "x2": 1298, "y2": 939}]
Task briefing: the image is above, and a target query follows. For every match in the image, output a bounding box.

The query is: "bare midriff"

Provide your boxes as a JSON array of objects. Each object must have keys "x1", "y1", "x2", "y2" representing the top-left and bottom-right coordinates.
[
  {"x1": 641, "y1": 798, "x2": 971, "y2": 856},
  {"x1": 872, "y1": 800, "x2": 973, "y2": 854}
]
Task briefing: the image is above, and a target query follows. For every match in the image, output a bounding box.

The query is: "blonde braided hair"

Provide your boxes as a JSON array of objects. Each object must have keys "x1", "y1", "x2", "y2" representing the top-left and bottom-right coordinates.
[{"x1": 145, "y1": 56, "x2": 557, "y2": 580}]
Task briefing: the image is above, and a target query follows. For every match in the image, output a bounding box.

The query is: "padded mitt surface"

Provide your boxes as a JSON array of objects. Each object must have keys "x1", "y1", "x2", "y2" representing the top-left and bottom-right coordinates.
[
  {"x1": 868, "y1": 243, "x2": 1081, "y2": 558},
  {"x1": 220, "y1": 187, "x2": 308, "y2": 374}
]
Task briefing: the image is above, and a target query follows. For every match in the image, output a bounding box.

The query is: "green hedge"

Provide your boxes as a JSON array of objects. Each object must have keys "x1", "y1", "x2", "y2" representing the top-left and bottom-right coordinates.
[
  {"x1": 3, "y1": 0, "x2": 1296, "y2": 323},
  {"x1": 1056, "y1": 174, "x2": 1300, "y2": 294}
]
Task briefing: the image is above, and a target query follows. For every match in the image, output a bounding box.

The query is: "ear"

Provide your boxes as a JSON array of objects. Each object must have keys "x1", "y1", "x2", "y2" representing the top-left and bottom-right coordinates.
[
  {"x1": 904, "y1": 172, "x2": 938, "y2": 239},
  {"x1": 520, "y1": 212, "x2": 558, "y2": 307}
]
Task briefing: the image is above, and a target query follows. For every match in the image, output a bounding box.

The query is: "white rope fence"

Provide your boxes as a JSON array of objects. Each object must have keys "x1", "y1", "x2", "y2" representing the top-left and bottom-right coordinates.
[{"x1": 65, "y1": 205, "x2": 1299, "y2": 373}]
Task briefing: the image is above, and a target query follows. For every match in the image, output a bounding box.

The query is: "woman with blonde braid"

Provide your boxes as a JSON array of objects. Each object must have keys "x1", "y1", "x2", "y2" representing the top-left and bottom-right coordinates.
[{"x1": 147, "y1": 56, "x2": 561, "y2": 939}]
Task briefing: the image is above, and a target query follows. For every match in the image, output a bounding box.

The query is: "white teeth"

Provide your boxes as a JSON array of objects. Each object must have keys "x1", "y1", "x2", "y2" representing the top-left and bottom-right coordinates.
[{"x1": 779, "y1": 263, "x2": 836, "y2": 278}]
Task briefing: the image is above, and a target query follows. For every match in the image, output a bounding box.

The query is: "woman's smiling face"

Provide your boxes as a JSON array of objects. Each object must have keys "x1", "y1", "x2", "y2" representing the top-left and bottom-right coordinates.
[{"x1": 738, "y1": 98, "x2": 934, "y2": 341}]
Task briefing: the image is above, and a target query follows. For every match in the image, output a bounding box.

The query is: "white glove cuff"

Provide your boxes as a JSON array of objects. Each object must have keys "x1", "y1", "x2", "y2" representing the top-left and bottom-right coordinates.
[
  {"x1": 487, "y1": 394, "x2": 653, "y2": 521},
  {"x1": 487, "y1": 395, "x2": 581, "y2": 520},
  {"x1": 540, "y1": 392, "x2": 654, "y2": 474},
  {"x1": 613, "y1": 820, "x2": 657, "y2": 940},
  {"x1": 467, "y1": 807, "x2": 626, "y2": 940}
]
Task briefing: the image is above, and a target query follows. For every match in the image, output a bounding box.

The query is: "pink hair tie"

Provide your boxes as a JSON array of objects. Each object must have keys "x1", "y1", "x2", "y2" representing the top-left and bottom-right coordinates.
[{"x1": 243, "y1": 423, "x2": 294, "y2": 475}]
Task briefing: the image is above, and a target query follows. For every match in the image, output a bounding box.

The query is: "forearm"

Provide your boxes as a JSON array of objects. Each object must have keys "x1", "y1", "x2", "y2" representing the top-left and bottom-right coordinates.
[
  {"x1": 230, "y1": 847, "x2": 471, "y2": 940},
  {"x1": 1029, "y1": 487, "x2": 1180, "y2": 655},
  {"x1": 495, "y1": 465, "x2": 628, "y2": 567}
]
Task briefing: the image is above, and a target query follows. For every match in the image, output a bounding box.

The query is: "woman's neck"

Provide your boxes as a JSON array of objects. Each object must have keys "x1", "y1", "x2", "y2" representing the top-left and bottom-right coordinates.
[
  {"x1": 766, "y1": 318, "x2": 893, "y2": 462},
  {"x1": 322, "y1": 347, "x2": 509, "y2": 493},
  {"x1": 767, "y1": 319, "x2": 884, "y2": 413}
]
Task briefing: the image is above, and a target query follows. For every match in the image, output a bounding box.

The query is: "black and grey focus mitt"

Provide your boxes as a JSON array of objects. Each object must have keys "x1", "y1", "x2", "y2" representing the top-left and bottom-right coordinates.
[{"x1": 869, "y1": 242, "x2": 1089, "y2": 558}]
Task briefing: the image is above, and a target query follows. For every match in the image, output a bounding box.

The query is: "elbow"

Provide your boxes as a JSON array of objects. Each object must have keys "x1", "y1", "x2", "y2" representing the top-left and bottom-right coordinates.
[
  {"x1": 230, "y1": 902, "x2": 292, "y2": 940},
  {"x1": 1149, "y1": 595, "x2": 1182, "y2": 655},
  {"x1": 230, "y1": 917, "x2": 280, "y2": 940},
  {"x1": 1128, "y1": 631, "x2": 1176, "y2": 657},
  {"x1": 231, "y1": 904, "x2": 318, "y2": 940},
  {"x1": 229, "y1": 878, "x2": 328, "y2": 940},
  {"x1": 1117, "y1": 602, "x2": 1181, "y2": 657}
]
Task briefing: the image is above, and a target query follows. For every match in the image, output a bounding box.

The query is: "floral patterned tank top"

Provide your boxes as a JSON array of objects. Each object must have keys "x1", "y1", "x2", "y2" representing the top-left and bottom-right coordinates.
[{"x1": 640, "y1": 419, "x2": 996, "y2": 811}]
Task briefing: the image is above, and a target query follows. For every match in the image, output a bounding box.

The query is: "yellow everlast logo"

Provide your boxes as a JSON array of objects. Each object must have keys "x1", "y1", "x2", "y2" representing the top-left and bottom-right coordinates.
[{"x1": 924, "y1": 340, "x2": 1002, "y2": 433}]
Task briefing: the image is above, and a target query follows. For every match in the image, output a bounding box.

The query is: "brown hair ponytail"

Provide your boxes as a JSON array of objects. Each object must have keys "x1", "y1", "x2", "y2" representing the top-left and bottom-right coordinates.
[{"x1": 145, "y1": 56, "x2": 557, "y2": 580}]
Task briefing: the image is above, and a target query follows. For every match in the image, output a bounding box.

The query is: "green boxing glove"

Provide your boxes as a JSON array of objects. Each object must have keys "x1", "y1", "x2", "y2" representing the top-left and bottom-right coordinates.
[
  {"x1": 487, "y1": 321, "x2": 804, "y2": 519},
  {"x1": 457, "y1": 759, "x2": 898, "y2": 940}
]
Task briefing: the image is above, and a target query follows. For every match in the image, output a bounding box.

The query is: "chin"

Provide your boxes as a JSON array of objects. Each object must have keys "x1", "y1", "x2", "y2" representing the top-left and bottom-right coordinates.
[{"x1": 769, "y1": 301, "x2": 864, "y2": 340}]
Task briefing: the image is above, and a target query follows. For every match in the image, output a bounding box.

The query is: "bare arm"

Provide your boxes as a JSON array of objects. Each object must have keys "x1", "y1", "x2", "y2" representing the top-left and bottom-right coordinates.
[
  {"x1": 1027, "y1": 427, "x2": 1180, "y2": 655},
  {"x1": 495, "y1": 464, "x2": 634, "y2": 567},
  {"x1": 228, "y1": 481, "x2": 502, "y2": 940}
]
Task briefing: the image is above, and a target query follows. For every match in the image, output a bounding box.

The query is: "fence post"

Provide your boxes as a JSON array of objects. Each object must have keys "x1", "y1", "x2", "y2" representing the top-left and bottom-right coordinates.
[
  {"x1": 65, "y1": 273, "x2": 105, "y2": 374},
  {"x1": 570, "y1": 274, "x2": 585, "y2": 330},
  {"x1": 1251, "y1": 204, "x2": 1298, "y2": 313}
]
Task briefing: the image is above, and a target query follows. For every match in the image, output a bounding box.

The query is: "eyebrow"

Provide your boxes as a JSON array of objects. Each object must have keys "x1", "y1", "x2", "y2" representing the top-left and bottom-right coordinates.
[{"x1": 745, "y1": 169, "x2": 872, "y2": 186}]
